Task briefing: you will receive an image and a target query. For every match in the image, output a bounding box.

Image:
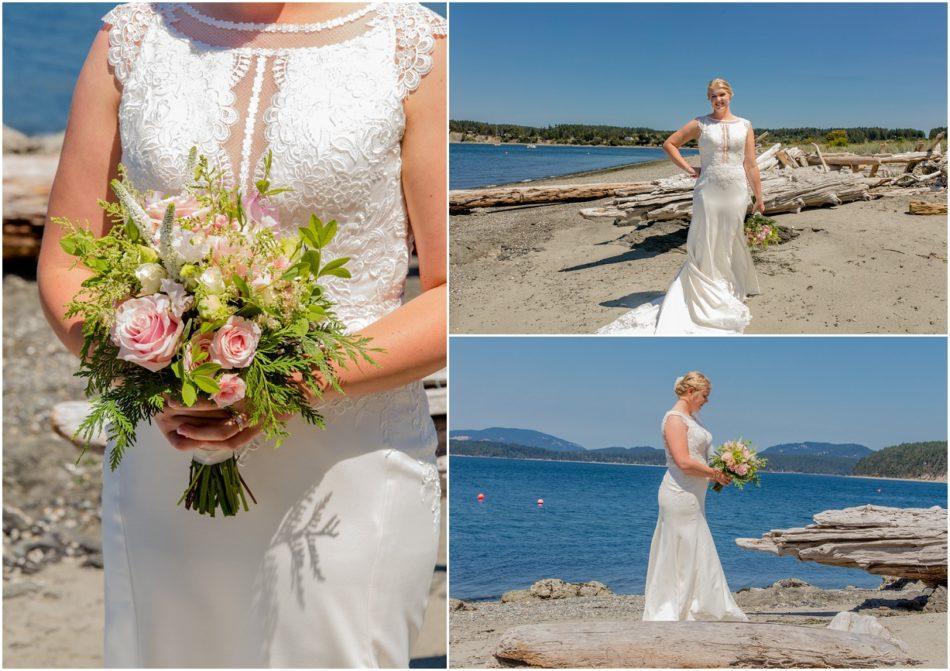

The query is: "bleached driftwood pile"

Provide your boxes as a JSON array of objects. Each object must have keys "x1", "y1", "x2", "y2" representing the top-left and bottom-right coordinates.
[
  {"x1": 579, "y1": 136, "x2": 947, "y2": 226},
  {"x1": 736, "y1": 505, "x2": 947, "y2": 584},
  {"x1": 447, "y1": 134, "x2": 947, "y2": 221},
  {"x1": 492, "y1": 620, "x2": 917, "y2": 668}
]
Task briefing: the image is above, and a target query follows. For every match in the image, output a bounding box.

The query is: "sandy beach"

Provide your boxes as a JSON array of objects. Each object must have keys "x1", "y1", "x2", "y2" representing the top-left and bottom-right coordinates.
[
  {"x1": 449, "y1": 159, "x2": 948, "y2": 334},
  {"x1": 449, "y1": 580, "x2": 948, "y2": 668}
]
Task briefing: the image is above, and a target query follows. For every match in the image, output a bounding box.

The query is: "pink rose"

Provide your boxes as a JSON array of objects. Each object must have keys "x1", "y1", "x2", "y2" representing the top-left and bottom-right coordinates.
[
  {"x1": 242, "y1": 191, "x2": 280, "y2": 230},
  {"x1": 211, "y1": 373, "x2": 246, "y2": 407},
  {"x1": 734, "y1": 463, "x2": 749, "y2": 476},
  {"x1": 722, "y1": 451, "x2": 735, "y2": 466},
  {"x1": 110, "y1": 294, "x2": 183, "y2": 372},
  {"x1": 210, "y1": 316, "x2": 261, "y2": 369},
  {"x1": 183, "y1": 333, "x2": 214, "y2": 371},
  {"x1": 145, "y1": 192, "x2": 208, "y2": 221}
]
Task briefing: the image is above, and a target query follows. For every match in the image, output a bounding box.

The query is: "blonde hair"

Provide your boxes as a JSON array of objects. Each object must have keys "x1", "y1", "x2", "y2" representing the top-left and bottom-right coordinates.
[
  {"x1": 707, "y1": 78, "x2": 734, "y2": 98},
  {"x1": 674, "y1": 371, "x2": 711, "y2": 397}
]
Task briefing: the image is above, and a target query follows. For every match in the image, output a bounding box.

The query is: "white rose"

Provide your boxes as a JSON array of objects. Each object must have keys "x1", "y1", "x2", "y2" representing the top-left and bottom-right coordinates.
[
  {"x1": 172, "y1": 229, "x2": 212, "y2": 263},
  {"x1": 134, "y1": 263, "x2": 167, "y2": 295},
  {"x1": 198, "y1": 266, "x2": 226, "y2": 294}
]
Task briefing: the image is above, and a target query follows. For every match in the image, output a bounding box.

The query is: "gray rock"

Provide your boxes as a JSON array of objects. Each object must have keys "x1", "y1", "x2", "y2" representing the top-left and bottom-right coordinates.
[
  {"x1": 82, "y1": 553, "x2": 104, "y2": 569},
  {"x1": 922, "y1": 585, "x2": 947, "y2": 613},
  {"x1": 772, "y1": 577, "x2": 810, "y2": 589},
  {"x1": 3, "y1": 579, "x2": 44, "y2": 599},
  {"x1": 3, "y1": 504, "x2": 33, "y2": 532},
  {"x1": 501, "y1": 589, "x2": 533, "y2": 603},
  {"x1": 530, "y1": 578, "x2": 578, "y2": 600},
  {"x1": 449, "y1": 598, "x2": 475, "y2": 611},
  {"x1": 577, "y1": 581, "x2": 612, "y2": 597}
]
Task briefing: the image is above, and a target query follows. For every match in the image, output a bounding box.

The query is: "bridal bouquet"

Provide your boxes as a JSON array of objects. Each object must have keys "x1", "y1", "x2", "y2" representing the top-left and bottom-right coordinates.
[
  {"x1": 57, "y1": 149, "x2": 374, "y2": 517},
  {"x1": 744, "y1": 196, "x2": 780, "y2": 250},
  {"x1": 709, "y1": 439, "x2": 767, "y2": 491}
]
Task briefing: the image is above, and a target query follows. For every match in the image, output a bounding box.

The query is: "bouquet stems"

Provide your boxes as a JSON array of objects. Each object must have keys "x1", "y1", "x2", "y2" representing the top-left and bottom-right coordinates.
[{"x1": 177, "y1": 456, "x2": 257, "y2": 517}]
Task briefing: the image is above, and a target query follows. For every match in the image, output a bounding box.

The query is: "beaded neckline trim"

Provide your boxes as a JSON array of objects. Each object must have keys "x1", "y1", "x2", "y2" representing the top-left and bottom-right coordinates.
[{"x1": 180, "y1": 2, "x2": 378, "y2": 33}]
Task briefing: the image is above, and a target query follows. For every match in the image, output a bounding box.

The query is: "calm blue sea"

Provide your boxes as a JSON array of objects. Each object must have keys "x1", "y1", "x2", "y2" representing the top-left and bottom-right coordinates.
[
  {"x1": 449, "y1": 143, "x2": 698, "y2": 190},
  {"x1": 2, "y1": 3, "x2": 118, "y2": 135},
  {"x1": 449, "y1": 456, "x2": 948, "y2": 601}
]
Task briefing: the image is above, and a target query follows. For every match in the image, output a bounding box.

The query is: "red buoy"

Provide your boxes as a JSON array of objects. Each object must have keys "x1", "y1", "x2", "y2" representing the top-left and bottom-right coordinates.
[
  {"x1": 537, "y1": 498, "x2": 544, "y2": 506},
  {"x1": 477, "y1": 493, "x2": 485, "y2": 501}
]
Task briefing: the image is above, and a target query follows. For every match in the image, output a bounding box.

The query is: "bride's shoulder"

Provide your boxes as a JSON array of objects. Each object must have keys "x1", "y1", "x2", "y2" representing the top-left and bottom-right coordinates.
[
  {"x1": 101, "y1": 3, "x2": 160, "y2": 27},
  {"x1": 379, "y1": 3, "x2": 446, "y2": 34}
]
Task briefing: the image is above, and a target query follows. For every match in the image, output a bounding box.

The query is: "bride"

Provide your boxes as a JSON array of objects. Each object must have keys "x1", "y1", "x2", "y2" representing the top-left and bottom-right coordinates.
[
  {"x1": 599, "y1": 78, "x2": 763, "y2": 335},
  {"x1": 643, "y1": 372, "x2": 748, "y2": 622},
  {"x1": 37, "y1": 3, "x2": 445, "y2": 667}
]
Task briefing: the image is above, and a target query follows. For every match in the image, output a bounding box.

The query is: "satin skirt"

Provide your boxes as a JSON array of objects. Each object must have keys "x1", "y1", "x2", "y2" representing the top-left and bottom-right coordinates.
[
  {"x1": 598, "y1": 168, "x2": 759, "y2": 335},
  {"x1": 101, "y1": 382, "x2": 441, "y2": 668},
  {"x1": 642, "y1": 470, "x2": 748, "y2": 622}
]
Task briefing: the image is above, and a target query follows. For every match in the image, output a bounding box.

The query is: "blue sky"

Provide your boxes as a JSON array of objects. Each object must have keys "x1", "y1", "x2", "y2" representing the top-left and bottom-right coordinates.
[
  {"x1": 450, "y1": 3, "x2": 948, "y2": 132},
  {"x1": 449, "y1": 337, "x2": 948, "y2": 451}
]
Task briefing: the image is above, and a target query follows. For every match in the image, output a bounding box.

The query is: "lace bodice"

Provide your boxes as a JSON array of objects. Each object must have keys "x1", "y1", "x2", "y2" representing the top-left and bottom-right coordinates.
[
  {"x1": 101, "y1": 3, "x2": 445, "y2": 331},
  {"x1": 697, "y1": 115, "x2": 751, "y2": 170},
  {"x1": 662, "y1": 409, "x2": 712, "y2": 468}
]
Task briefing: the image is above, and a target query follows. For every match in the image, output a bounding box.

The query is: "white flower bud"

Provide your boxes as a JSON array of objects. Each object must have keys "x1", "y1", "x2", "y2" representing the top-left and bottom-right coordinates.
[
  {"x1": 198, "y1": 266, "x2": 226, "y2": 294},
  {"x1": 134, "y1": 263, "x2": 167, "y2": 295}
]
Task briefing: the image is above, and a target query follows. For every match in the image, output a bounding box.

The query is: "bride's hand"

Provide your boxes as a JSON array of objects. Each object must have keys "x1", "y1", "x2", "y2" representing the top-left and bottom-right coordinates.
[
  {"x1": 755, "y1": 199, "x2": 766, "y2": 214},
  {"x1": 711, "y1": 470, "x2": 732, "y2": 486},
  {"x1": 687, "y1": 167, "x2": 700, "y2": 179},
  {"x1": 157, "y1": 398, "x2": 260, "y2": 452}
]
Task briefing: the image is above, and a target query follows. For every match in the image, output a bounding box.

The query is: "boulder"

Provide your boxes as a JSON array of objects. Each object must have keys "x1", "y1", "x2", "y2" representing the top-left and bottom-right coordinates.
[
  {"x1": 827, "y1": 612, "x2": 907, "y2": 652},
  {"x1": 449, "y1": 598, "x2": 476, "y2": 611},
  {"x1": 530, "y1": 578, "x2": 579, "y2": 600},
  {"x1": 500, "y1": 589, "x2": 533, "y2": 603},
  {"x1": 577, "y1": 580, "x2": 612, "y2": 597}
]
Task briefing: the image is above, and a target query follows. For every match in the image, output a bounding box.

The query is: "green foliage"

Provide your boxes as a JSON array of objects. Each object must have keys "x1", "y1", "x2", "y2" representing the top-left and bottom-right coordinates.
[
  {"x1": 852, "y1": 441, "x2": 948, "y2": 479},
  {"x1": 450, "y1": 120, "x2": 929, "y2": 148}
]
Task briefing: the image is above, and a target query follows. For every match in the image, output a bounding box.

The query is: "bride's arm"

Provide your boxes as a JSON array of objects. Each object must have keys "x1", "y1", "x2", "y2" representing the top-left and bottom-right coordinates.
[
  {"x1": 662, "y1": 120, "x2": 701, "y2": 177},
  {"x1": 743, "y1": 122, "x2": 765, "y2": 212},
  {"x1": 37, "y1": 27, "x2": 122, "y2": 358},
  {"x1": 317, "y1": 37, "x2": 448, "y2": 400},
  {"x1": 664, "y1": 417, "x2": 728, "y2": 481}
]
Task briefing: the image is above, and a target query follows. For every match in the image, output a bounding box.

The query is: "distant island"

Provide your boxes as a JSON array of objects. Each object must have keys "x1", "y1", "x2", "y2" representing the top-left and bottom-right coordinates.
[
  {"x1": 450, "y1": 428, "x2": 947, "y2": 481},
  {"x1": 450, "y1": 120, "x2": 945, "y2": 148}
]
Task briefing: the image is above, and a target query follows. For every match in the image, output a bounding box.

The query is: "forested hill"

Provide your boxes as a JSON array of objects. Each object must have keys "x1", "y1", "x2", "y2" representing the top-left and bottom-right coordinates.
[
  {"x1": 450, "y1": 120, "x2": 943, "y2": 147},
  {"x1": 450, "y1": 440, "x2": 666, "y2": 465},
  {"x1": 852, "y1": 442, "x2": 948, "y2": 480}
]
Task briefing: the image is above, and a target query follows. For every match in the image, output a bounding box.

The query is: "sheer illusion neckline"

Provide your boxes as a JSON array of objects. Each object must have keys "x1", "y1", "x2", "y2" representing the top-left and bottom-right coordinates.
[
  {"x1": 704, "y1": 115, "x2": 743, "y2": 124},
  {"x1": 181, "y1": 2, "x2": 378, "y2": 33}
]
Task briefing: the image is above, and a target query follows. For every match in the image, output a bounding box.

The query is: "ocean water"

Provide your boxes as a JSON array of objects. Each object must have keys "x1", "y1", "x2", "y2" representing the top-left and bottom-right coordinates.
[
  {"x1": 2, "y1": 3, "x2": 117, "y2": 135},
  {"x1": 449, "y1": 456, "x2": 948, "y2": 600},
  {"x1": 450, "y1": 142, "x2": 698, "y2": 190}
]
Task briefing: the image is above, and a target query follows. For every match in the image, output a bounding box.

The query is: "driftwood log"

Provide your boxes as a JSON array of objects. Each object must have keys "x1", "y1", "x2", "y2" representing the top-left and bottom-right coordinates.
[
  {"x1": 736, "y1": 505, "x2": 947, "y2": 584},
  {"x1": 908, "y1": 200, "x2": 948, "y2": 215},
  {"x1": 449, "y1": 182, "x2": 655, "y2": 214},
  {"x1": 493, "y1": 621, "x2": 917, "y2": 668},
  {"x1": 3, "y1": 154, "x2": 58, "y2": 258}
]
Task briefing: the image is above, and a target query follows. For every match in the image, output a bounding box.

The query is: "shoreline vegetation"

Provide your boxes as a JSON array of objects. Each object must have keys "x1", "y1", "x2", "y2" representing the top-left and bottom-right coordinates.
[
  {"x1": 450, "y1": 120, "x2": 944, "y2": 150},
  {"x1": 449, "y1": 440, "x2": 947, "y2": 483}
]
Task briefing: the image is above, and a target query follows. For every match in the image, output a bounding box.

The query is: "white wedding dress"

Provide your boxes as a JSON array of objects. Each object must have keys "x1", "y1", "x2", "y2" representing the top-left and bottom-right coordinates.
[
  {"x1": 99, "y1": 3, "x2": 444, "y2": 667},
  {"x1": 598, "y1": 115, "x2": 760, "y2": 335},
  {"x1": 642, "y1": 410, "x2": 747, "y2": 621}
]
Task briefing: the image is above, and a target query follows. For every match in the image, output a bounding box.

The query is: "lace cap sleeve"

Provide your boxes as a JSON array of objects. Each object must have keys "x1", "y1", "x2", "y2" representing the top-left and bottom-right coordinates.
[
  {"x1": 101, "y1": 3, "x2": 155, "y2": 85},
  {"x1": 389, "y1": 3, "x2": 446, "y2": 100}
]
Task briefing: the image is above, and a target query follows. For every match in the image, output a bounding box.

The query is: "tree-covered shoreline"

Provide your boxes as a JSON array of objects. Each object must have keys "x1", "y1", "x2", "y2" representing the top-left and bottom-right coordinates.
[
  {"x1": 451, "y1": 439, "x2": 948, "y2": 481},
  {"x1": 450, "y1": 120, "x2": 944, "y2": 148}
]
